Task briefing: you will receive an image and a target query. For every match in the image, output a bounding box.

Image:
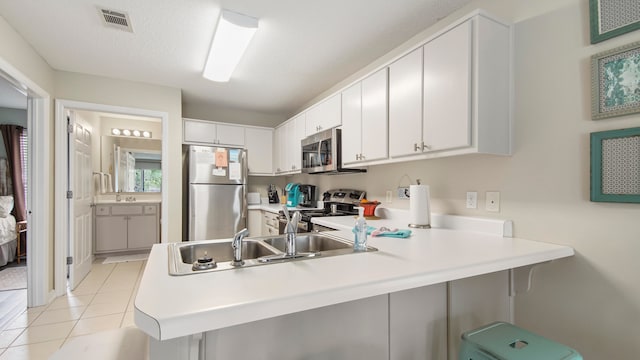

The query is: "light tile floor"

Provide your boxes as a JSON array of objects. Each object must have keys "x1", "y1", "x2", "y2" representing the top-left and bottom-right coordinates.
[{"x1": 0, "y1": 259, "x2": 146, "y2": 360}]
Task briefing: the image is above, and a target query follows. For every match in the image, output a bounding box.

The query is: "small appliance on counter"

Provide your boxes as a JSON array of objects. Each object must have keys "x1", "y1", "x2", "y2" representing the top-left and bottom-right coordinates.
[
  {"x1": 268, "y1": 184, "x2": 279, "y2": 204},
  {"x1": 275, "y1": 188, "x2": 366, "y2": 234},
  {"x1": 285, "y1": 183, "x2": 300, "y2": 207},
  {"x1": 298, "y1": 184, "x2": 317, "y2": 207},
  {"x1": 247, "y1": 192, "x2": 261, "y2": 205}
]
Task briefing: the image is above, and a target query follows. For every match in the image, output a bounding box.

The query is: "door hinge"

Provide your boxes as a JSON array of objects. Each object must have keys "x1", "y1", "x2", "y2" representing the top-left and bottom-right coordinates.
[
  {"x1": 67, "y1": 123, "x2": 73, "y2": 134},
  {"x1": 66, "y1": 190, "x2": 73, "y2": 199},
  {"x1": 66, "y1": 256, "x2": 73, "y2": 265}
]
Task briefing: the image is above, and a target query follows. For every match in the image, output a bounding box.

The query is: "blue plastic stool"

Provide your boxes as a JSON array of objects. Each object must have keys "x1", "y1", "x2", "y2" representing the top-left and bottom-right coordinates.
[{"x1": 459, "y1": 322, "x2": 582, "y2": 360}]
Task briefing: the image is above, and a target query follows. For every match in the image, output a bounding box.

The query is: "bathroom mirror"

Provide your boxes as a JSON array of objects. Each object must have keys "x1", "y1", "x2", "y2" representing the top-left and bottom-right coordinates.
[{"x1": 100, "y1": 135, "x2": 162, "y2": 193}]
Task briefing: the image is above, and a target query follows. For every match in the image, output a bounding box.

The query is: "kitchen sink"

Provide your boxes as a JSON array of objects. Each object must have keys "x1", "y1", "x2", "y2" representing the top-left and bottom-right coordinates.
[
  {"x1": 168, "y1": 233, "x2": 377, "y2": 276},
  {"x1": 178, "y1": 239, "x2": 276, "y2": 264},
  {"x1": 264, "y1": 234, "x2": 352, "y2": 253}
]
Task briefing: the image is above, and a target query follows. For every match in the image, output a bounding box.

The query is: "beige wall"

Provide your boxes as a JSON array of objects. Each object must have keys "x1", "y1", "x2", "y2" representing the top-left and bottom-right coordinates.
[
  {"x1": 55, "y1": 71, "x2": 183, "y2": 242},
  {"x1": 0, "y1": 14, "x2": 56, "y2": 292},
  {"x1": 287, "y1": 0, "x2": 640, "y2": 357},
  {"x1": 183, "y1": 101, "x2": 285, "y2": 128}
]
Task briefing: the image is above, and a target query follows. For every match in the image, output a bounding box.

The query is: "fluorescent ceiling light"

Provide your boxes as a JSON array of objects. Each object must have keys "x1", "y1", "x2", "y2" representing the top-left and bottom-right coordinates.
[{"x1": 203, "y1": 10, "x2": 259, "y2": 82}]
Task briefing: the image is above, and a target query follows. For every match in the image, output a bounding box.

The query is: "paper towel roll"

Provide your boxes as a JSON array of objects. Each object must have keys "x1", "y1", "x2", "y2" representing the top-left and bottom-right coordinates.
[{"x1": 409, "y1": 184, "x2": 431, "y2": 228}]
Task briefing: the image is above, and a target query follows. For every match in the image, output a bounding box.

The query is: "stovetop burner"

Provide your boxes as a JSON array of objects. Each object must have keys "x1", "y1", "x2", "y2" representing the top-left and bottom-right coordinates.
[{"x1": 300, "y1": 210, "x2": 355, "y2": 222}]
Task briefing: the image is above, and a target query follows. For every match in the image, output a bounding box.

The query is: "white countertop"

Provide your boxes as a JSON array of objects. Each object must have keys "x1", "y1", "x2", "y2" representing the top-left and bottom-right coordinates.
[
  {"x1": 93, "y1": 200, "x2": 162, "y2": 204},
  {"x1": 134, "y1": 213, "x2": 573, "y2": 341},
  {"x1": 248, "y1": 203, "x2": 323, "y2": 213}
]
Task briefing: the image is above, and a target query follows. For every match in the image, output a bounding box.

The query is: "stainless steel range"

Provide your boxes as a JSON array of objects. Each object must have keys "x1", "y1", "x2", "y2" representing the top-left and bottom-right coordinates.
[{"x1": 276, "y1": 189, "x2": 366, "y2": 233}]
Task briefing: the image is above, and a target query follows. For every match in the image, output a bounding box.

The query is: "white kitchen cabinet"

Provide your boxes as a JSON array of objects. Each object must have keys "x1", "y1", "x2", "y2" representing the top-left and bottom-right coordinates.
[
  {"x1": 183, "y1": 119, "x2": 245, "y2": 147},
  {"x1": 423, "y1": 20, "x2": 472, "y2": 152},
  {"x1": 389, "y1": 47, "x2": 424, "y2": 158},
  {"x1": 341, "y1": 82, "x2": 362, "y2": 165},
  {"x1": 94, "y1": 203, "x2": 160, "y2": 253},
  {"x1": 247, "y1": 209, "x2": 262, "y2": 237},
  {"x1": 262, "y1": 211, "x2": 279, "y2": 236},
  {"x1": 390, "y1": 14, "x2": 512, "y2": 162},
  {"x1": 244, "y1": 127, "x2": 273, "y2": 175},
  {"x1": 342, "y1": 67, "x2": 388, "y2": 166},
  {"x1": 305, "y1": 93, "x2": 341, "y2": 136},
  {"x1": 274, "y1": 114, "x2": 305, "y2": 174},
  {"x1": 273, "y1": 124, "x2": 285, "y2": 174},
  {"x1": 215, "y1": 123, "x2": 245, "y2": 146}
]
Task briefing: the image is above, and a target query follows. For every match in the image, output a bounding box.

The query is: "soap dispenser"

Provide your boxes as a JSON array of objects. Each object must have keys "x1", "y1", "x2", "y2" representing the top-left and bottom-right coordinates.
[{"x1": 354, "y1": 206, "x2": 368, "y2": 251}]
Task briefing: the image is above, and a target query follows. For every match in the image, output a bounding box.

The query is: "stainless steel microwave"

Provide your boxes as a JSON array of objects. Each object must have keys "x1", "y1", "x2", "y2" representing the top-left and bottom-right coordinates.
[{"x1": 301, "y1": 128, "x2": 365, "y2": 174}]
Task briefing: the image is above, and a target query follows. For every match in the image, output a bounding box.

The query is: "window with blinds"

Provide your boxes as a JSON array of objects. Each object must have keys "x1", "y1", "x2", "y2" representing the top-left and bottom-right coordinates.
[{"x1": 19, "y1": 128, "x2": 27, "y2": 199}]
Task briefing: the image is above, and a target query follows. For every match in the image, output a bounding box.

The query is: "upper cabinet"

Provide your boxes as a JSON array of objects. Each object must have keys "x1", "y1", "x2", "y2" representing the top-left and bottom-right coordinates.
[
  {"x1": 388, "y1": 48, "x2": 424, "y2": 158},
  {"x1": 422, "y1": 20, "x2": 472, "y2": 152},
  {"x1": 183, "y1": 118, "x2": 273, "y2": 175},
  {"x1": 274, "y1": 114, "x2": 305, "y2": 174},
  {"x1": 342, "y1": 68, "x2": 389, "y2": 166},
  {"x1": 388, "y1": 14, "x2": 511, "y2": 160},
  {"x1": 245, "y1": 127, "x2": 273, "y2": 176},
  {"x1": 183, "y1": 118, "x2": 245, "y2": 147},
  {"x1": 305, "y1": 93, "x2": 342, "y2": 137}
]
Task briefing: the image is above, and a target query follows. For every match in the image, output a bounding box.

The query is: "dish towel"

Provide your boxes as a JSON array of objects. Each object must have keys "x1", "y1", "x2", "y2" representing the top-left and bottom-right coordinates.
[{"x1": 355, "y1": 226, "x2": 412, "y2": 238}]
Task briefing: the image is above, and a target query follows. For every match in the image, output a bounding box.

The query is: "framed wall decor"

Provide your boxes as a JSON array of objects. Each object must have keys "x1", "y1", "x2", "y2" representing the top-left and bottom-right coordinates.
[
  {"x1": 591, "y1": 41, "x2": 640, "y2": 120},
  {"x1": 589, "y1": 0, "x2": 640, "y2": 44},
  {"x1": 590, "y1": 127, "x2": 640, "y2": 203}
]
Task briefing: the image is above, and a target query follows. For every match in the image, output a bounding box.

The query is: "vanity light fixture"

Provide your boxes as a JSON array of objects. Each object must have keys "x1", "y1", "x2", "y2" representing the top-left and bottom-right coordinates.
[
  {"x1": 202, "y1": 10, "x2": 259, "y2": 82},
  {"x1": 111, "y1": 128, "x2": 152, "y2": 138}
]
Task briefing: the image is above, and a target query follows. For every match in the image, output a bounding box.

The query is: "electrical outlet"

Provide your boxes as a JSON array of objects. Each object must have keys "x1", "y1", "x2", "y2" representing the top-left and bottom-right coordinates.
[
  {"x1": 485, "y1": 191, "x2": 500, "y2": 212},
  {"x1": 466, "y1": 191, "x2": 477, "y2": 209},
  {"x1": 397, "y1": 187, "x2": 410, "y2": 199},
  {"x1": 386, "y1": 190, "x2": 393, "y2": 203}
]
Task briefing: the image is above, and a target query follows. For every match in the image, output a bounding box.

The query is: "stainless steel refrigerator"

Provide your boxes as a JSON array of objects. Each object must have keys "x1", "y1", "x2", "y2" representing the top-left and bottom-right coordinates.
[{"x1": 183, "y1": 145, "x2": 247, "y2": 241}]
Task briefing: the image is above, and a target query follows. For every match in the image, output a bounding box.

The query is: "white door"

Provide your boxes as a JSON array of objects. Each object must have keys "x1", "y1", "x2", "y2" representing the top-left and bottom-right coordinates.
[{"x1": 68, "y1": 112, "x2": 93, "y2": 290}]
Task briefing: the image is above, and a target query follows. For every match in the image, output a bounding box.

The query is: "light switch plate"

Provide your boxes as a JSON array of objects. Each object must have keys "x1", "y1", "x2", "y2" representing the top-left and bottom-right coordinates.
[
  {"x1": 466, "y1": 192, "x2": 477, "y2": 209},
  {"x1": 485, "y1": 191, "x2": 500, "y2": 212}
]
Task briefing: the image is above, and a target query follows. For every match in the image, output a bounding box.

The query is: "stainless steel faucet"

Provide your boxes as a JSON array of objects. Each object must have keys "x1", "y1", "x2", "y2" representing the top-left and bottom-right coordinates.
[
  {"x1": 285, "y1": 211, "x2": 301, "y2": 256},
  {"x1": 231, "y1": 228, "x2": 249, "y2": 266}
]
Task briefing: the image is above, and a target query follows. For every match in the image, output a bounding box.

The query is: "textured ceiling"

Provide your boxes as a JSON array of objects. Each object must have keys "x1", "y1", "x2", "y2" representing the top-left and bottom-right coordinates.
[{"x1": 0, "y1": 0, "x2": 471, "y2": 117}]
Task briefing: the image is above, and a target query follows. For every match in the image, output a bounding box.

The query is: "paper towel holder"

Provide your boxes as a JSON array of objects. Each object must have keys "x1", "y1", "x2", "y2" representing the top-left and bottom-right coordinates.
[{"x1": 408, "y1": 179, "x2": 431, "y2": 229}]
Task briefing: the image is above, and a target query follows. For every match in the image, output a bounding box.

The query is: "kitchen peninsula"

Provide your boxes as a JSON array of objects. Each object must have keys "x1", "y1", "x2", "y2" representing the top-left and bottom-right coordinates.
[{"x1": 134, "y1": 213, "x2": 574, "y2": 360}]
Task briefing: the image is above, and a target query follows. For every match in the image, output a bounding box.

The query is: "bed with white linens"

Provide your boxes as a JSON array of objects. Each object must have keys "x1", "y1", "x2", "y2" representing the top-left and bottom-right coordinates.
[{"x1": 0, "y1": 196, "x2": 17, "y2": 266}]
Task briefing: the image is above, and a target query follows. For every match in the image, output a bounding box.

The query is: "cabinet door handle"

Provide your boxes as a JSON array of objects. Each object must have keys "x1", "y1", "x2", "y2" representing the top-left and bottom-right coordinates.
[
  {"x1": 422, "y1": 142, "x2": 431, "y2": 151},
  {"x1": 414, "y1": 143, "x2": 421, "y2": 152}
]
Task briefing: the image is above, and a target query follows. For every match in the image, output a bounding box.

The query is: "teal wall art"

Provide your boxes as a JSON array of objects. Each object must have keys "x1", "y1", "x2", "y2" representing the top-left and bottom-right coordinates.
[
  {"x1": 591, "y1": 127, "x2": 640, "y2": 203},
  {"x1": 591, "y1": 41, "x2": 640, "y2": 120},
  {"x1": 589, "y1": 0, "x2": 640, "y2": 44}
]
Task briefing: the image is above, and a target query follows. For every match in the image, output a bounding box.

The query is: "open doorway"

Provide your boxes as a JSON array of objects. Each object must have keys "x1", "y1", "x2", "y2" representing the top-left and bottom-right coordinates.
[
  {"x1": 0, "y1": 76, "x2": 28, "y2": 326},
  {"x1": 0, "y1": 65, "x2": 51, "y2": 314},
  {"x1": 54, "y1": 100, "x2": 169, "y2": 295}
]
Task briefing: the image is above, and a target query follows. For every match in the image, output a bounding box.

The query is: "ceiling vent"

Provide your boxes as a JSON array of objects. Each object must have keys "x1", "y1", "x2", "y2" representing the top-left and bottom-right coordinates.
[{"x1": 99, "y1": 8, "x2": 133, "y2": 32}]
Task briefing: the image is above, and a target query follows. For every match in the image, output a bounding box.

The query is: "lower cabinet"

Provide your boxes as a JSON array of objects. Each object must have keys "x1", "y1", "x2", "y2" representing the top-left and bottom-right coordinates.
[
  {"x1": 94, "y1": 203, "x2": 160, "y2": 253},
  {"x1": 148, "y1": 272, "x2": 511, "y2": 360},
  {"x1": 247, "y1": 209, "x2": 262, "y2": 237},
  {"x1": 262, "y1": 211, "x2": 279, "y2": 236}
]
